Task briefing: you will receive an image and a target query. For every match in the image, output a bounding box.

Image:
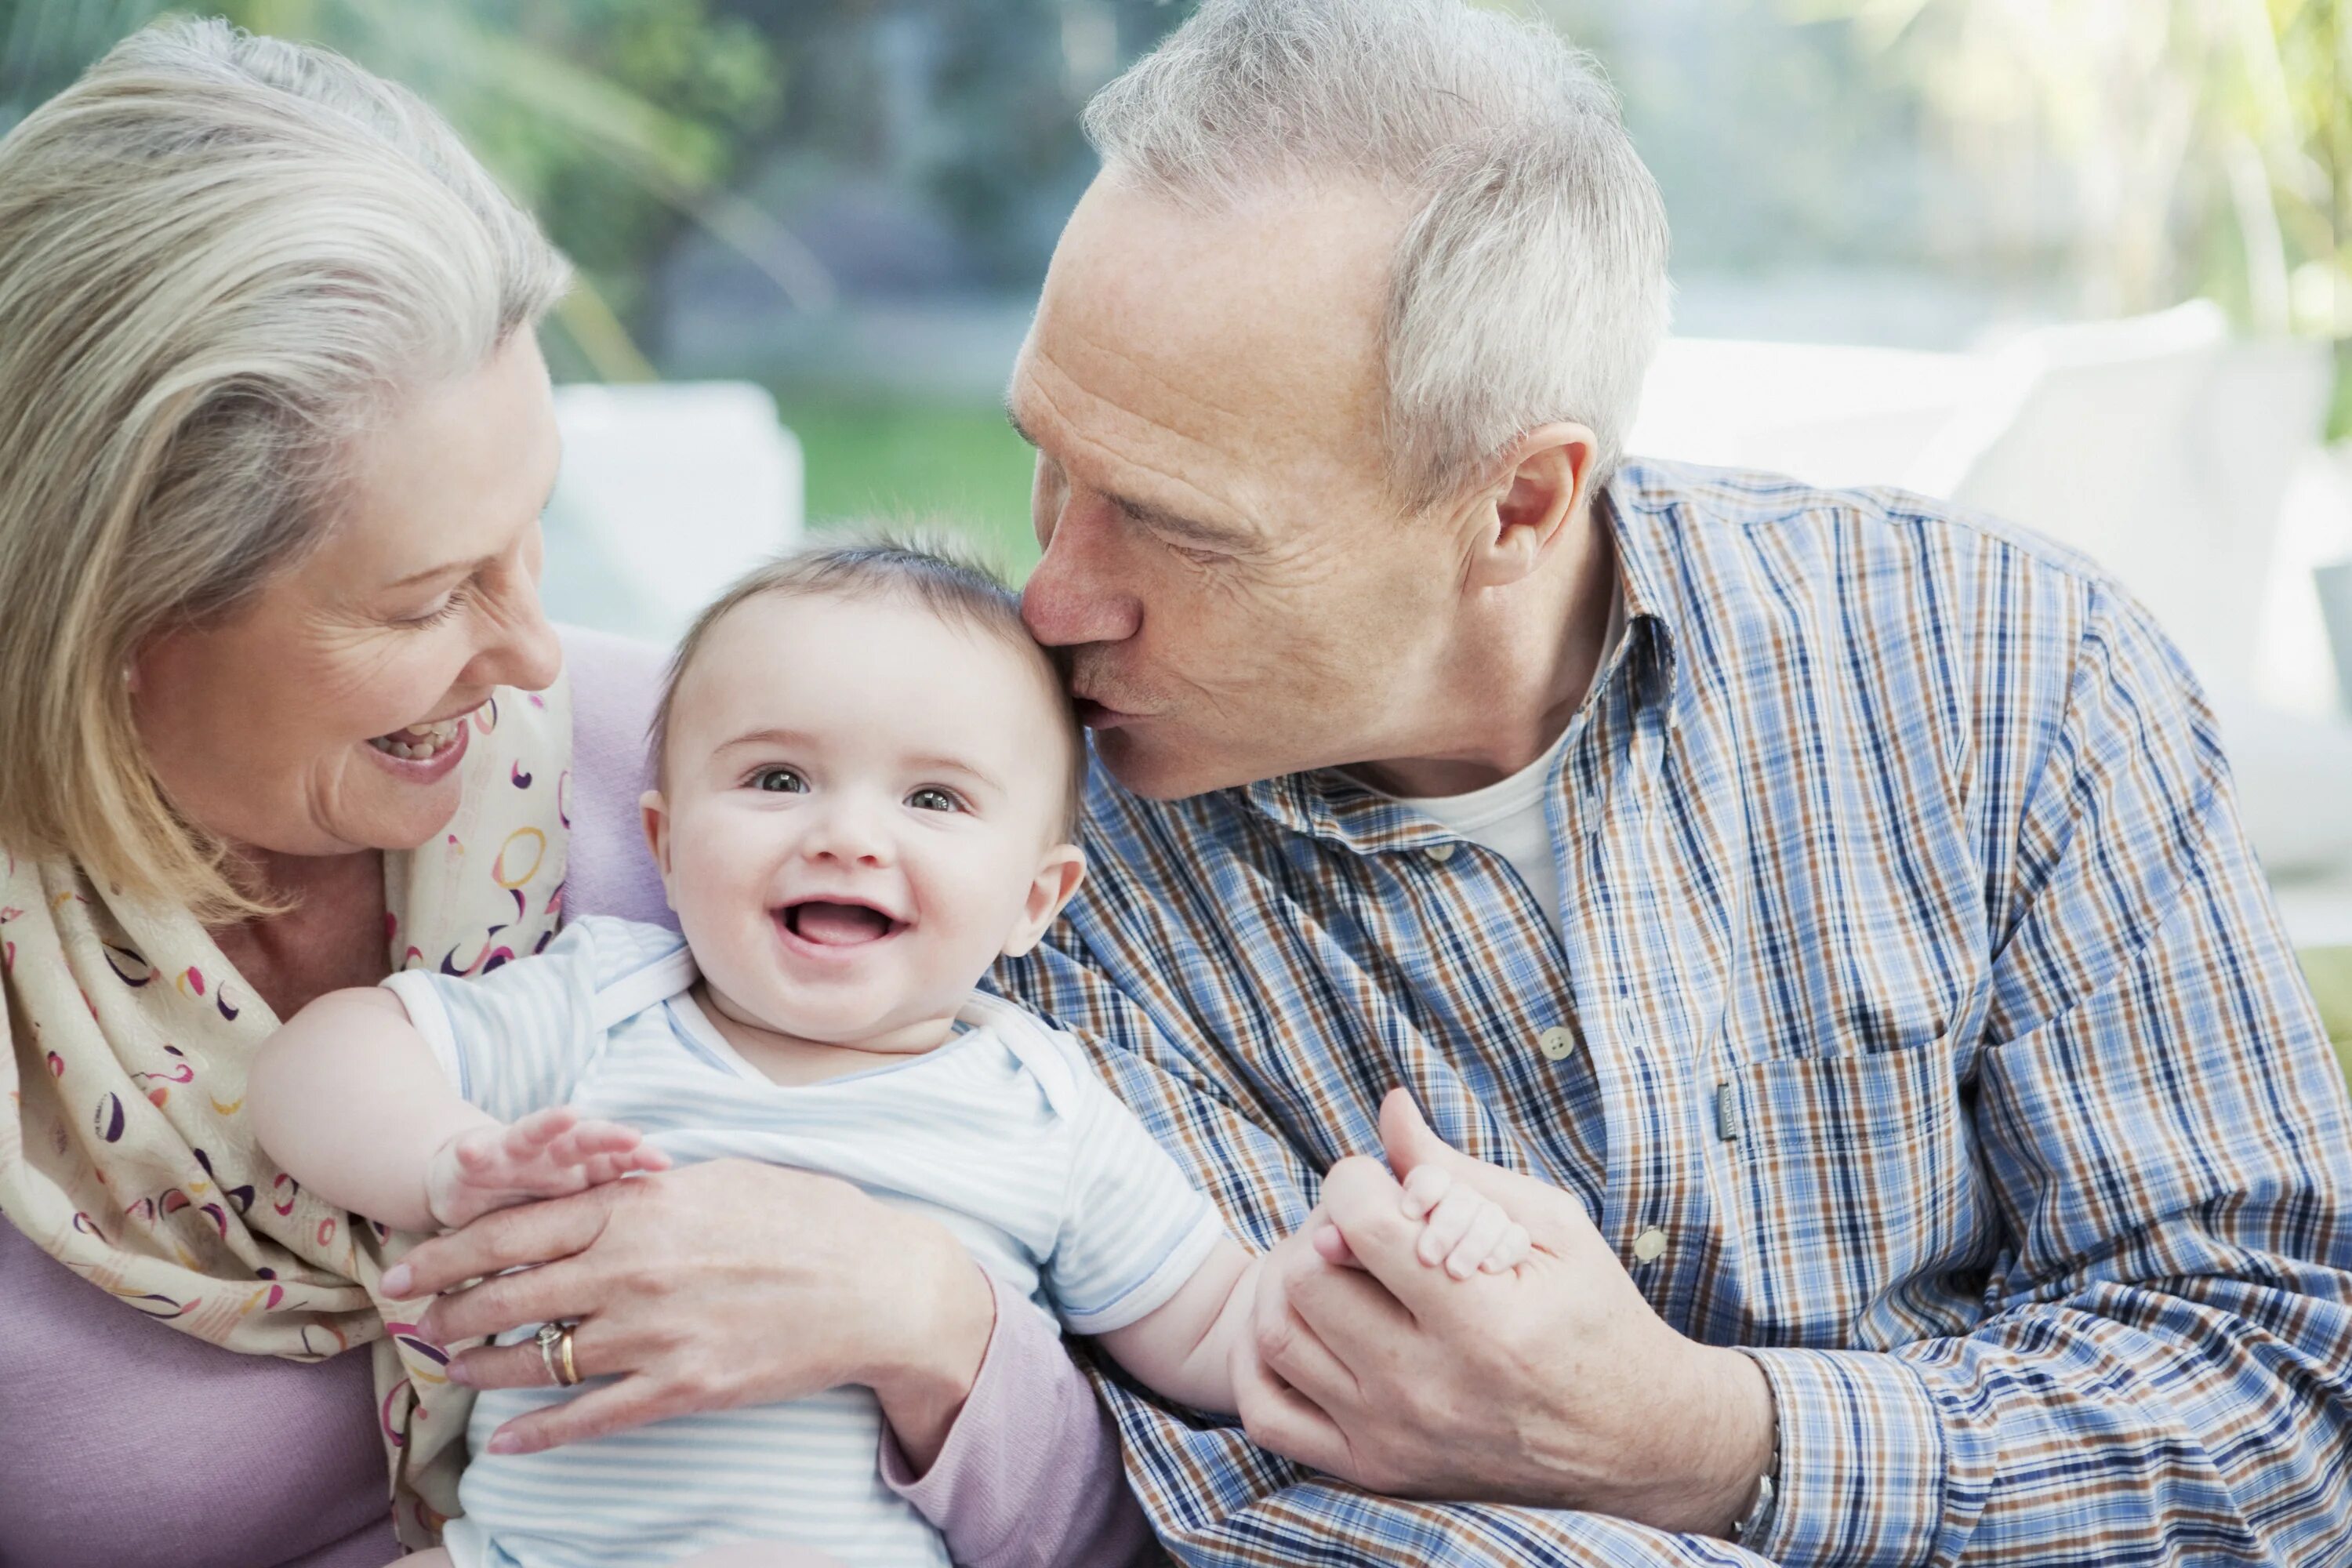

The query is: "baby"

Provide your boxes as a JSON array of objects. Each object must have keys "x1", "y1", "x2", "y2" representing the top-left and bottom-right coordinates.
[{"x1": 251, "y1": 539, "x2": 1530, "y2": 1568}]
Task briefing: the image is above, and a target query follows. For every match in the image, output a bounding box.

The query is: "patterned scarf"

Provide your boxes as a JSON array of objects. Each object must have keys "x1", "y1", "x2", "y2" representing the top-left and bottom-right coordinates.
[{"x1": 0, "y1": 677, "x2": 572, "y2": 1547}]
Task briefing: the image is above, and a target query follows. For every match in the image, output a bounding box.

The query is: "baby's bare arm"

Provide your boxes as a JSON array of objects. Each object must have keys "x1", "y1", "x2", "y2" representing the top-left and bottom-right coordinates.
[
  {"x1": 1094, "y1": 1237, "x2": 1256, "y2": 1416},
  {"x1": 249, "y1": 988, "x2": 498, "y2": 1232}
]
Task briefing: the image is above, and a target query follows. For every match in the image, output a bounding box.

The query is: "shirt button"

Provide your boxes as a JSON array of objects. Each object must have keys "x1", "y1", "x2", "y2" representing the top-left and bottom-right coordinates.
[
  {"x1": 1425, "y1": 843, "x2": 1456, "y2": 863},
  {"x1": 1537, "y1": 1026, "x2": 1577, "y2": 1061},
  {"x1": 1632, "y1": 1228, "x2": 1668, "y2": 1264}
]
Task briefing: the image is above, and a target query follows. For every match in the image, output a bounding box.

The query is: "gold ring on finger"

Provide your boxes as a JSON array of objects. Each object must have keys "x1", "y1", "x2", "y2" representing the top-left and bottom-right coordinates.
[{"x1": 534, "y1": 1319, "x2": 583, "y2": 1388}]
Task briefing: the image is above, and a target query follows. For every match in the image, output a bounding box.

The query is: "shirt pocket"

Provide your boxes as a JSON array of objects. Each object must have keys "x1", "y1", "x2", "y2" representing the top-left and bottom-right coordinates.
[{"x1": 1723, "y1": 1038, "x2": 1992, "y2": 1350}]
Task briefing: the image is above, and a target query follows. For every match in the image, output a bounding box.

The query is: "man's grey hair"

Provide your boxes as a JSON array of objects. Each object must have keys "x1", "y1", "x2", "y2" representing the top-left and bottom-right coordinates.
[{"x1": 1083, "y1": 0, "x2": 1671, "y2": 506}]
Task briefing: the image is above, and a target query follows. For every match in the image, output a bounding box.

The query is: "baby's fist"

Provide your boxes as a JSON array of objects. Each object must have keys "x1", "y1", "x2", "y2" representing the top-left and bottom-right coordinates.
[{"x1": 1399, "y1": 1165, "x2": 1531, "y2": 1279}]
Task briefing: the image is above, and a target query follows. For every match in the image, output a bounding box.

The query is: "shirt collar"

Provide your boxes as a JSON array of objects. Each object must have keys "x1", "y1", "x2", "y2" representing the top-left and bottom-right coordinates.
[{"x1": 1236, "y1": 464, "x2": 1686, "y2": 853}]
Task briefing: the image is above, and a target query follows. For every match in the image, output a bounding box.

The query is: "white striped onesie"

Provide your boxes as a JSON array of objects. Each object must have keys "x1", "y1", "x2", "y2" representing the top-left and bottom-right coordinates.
[{"x1": 383, "y1": 916, "x2": 1225, "y2": 1568}]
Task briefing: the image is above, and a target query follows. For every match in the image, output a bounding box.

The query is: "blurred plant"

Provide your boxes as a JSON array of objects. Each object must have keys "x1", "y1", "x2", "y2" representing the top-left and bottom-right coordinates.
[
  {"x1": 0, "y1": 0, "x2": 807, "y2": 379},
  {"x1": 1787, "y1": 0, "x2": 2349, "y2": 426}
]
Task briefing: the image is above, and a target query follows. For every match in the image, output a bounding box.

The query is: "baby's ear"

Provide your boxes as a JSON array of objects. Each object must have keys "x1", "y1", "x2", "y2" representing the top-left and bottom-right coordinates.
[
  {"x1": 1004, "y1": 843, "x2": 1087, "y2": 958},
  {"x1": 639, "y1": 789, "x2": 678, "y2": 910}
]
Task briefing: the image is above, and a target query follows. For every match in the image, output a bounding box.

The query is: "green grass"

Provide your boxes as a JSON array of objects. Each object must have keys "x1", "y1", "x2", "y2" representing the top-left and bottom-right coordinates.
[
  {"x1": 2303, "y1": 946, "x2": 2352, "y2": 1087},
  {"x1": 772, "y1": 396, "x2": 1040, "y2": 577}
]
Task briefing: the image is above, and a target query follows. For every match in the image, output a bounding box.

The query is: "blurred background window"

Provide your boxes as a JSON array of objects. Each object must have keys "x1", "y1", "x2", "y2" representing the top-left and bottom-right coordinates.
[{"x1": 7, "y1": 0, "x2": 2352, "y2": 980}]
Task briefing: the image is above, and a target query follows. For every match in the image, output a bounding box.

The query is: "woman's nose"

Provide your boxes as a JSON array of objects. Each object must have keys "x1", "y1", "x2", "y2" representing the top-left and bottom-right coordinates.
[{"x1": 470, "y1": 568, "x2": 564, "y2": 695}]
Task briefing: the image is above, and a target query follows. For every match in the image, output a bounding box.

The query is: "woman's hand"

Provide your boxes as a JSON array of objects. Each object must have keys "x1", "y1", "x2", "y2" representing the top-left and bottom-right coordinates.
[{"x1": 381, "y1": 1158, "x2": 996, "y2": 1466}]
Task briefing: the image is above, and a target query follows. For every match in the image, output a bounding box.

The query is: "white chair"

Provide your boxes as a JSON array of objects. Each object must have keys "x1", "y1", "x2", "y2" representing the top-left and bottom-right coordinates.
[{"x1": 539, "y1": 382, "x2": 806, "y2": 645}]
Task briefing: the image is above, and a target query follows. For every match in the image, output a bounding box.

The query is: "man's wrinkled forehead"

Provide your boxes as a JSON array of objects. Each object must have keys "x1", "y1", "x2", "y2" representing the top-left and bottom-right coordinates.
[{"x1": 1011, "y1": 174, "x2": 1404, "y2": 488}]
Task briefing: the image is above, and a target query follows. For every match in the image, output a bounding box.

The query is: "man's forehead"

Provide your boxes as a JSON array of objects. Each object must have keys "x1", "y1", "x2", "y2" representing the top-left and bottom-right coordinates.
[{"x1": 1016, "y1": 176, "x2": 1400, "y2": 474}]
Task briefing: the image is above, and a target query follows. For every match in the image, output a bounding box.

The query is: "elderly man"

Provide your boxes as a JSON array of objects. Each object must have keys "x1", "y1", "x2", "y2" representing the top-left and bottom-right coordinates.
[{"x1": 996, "y1": 0, "x2": 2352, "y2": 1563}]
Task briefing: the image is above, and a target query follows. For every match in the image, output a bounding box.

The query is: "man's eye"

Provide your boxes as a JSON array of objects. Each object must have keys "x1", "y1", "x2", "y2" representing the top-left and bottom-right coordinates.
[
  {"x1": 750, "y1": 768, "x2": 807, "y2": 793},
  {"x1": 906, "y1": 786, "x2": 962, "y2": 813}
]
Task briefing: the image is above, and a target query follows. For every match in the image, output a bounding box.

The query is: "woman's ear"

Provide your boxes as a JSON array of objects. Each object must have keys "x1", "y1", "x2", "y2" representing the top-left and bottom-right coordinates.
[
  {"x1": 1003, "y1": 843, "x2": 1087, "y2": 958},
  {"x1": 639, "y1": 789, "x2": 677, "y2": 910}
]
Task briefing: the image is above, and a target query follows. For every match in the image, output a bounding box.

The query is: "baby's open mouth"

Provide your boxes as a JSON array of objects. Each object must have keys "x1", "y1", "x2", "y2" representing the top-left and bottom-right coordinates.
[
  {"x1": 367, "y1": 715, "x2": 464, "y2": 761},
  {"x1": 778, "y1": 900, "x2": 906, "y2": 947}
]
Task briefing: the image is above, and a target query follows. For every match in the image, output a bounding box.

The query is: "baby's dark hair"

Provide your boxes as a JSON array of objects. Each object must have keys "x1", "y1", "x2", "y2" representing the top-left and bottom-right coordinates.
[{"x1": 649, "y1": 530, "x2": 1090, "y2": 837}]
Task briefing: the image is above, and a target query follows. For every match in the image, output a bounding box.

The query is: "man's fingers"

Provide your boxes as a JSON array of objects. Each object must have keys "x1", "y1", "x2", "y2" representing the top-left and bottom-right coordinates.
[
  {"x1": 389, "y1": 1182, "x2": 621, "y2": 1299},
  {"x1": 1251, "y1": 1247, "x2": 1363, "y2": 1412},
  {"x1": 1232, "y1": 1342, "x2": 1355, "y2": 1480}
]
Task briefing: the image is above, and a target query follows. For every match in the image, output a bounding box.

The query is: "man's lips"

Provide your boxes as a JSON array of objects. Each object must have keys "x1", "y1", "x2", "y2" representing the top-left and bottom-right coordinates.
[{"x1": 1074, "y1": 696, "x2": 1151, "y2": 730}]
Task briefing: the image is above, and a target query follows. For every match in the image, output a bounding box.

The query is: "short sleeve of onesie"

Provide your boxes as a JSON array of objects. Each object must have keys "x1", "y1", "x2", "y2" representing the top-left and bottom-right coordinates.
[
  {"x1": 380, "y1": 915, "x2": 691, "y2": 1123},
  {"x1": 1039, "y1": 1032, "x2": 1226, "y2": 1336}
]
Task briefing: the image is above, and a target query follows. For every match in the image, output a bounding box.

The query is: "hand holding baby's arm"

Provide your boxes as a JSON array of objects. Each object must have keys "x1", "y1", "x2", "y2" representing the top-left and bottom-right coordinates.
[{"x1": 426, "y1": 1106, "x2": 670, "y2": 1230}]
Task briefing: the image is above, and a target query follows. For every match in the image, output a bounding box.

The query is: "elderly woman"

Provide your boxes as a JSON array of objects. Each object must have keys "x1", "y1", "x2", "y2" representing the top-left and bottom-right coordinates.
[{"x1": 0, "y1": 22, "x2": 1143, "y2": 1567}]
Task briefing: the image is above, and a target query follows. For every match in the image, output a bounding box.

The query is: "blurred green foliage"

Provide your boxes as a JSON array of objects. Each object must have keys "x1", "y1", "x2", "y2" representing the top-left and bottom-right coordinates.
[
  {"x1": 1, "y1": 0, "x2": 784, "y2": 379},
  {"x1": 1790, "y1": 0, "x2": 2350, "y2": 430}
]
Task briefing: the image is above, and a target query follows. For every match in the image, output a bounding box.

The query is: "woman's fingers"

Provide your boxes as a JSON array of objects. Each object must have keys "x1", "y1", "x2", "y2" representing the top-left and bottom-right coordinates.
[
  {"x1": 388, "y1": 1181, "x2": 624, "y2": 1299},
  {"x1": 483, "y1": 1373, "x2": 682, "y2": 1454}
]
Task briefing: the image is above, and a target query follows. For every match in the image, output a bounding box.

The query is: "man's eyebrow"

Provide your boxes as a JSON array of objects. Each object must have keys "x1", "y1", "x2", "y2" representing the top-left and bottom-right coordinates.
[{"x1": 1004, "y1": 401, "x2": 1038, "y2": 447}]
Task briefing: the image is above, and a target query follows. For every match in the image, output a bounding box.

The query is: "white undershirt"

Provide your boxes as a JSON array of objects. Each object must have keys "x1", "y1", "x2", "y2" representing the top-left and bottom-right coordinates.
[{"x1": 1374, "y1": 584, "x2": 1627, "y2": 936}]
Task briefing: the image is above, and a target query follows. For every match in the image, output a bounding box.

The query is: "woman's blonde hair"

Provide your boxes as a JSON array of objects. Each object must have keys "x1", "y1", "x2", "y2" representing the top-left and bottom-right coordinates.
[{"x1": 0, "y1": 20, "x2": 570, "y2": 920}]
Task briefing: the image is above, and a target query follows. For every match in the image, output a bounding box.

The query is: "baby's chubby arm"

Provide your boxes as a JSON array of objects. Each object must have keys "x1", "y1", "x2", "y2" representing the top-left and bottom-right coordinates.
[
  {"x1": 249, "y1": 988, "x2": 666, "y2": 1233},
  {"x1": 1098, "y1": 1173, "x2": 1534, "y2": 1417}
]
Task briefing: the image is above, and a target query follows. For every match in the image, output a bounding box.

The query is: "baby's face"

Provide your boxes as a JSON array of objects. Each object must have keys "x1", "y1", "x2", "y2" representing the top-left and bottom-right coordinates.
[{"x1": 647, "y1": 591, "x2": 1081, "y2": 1051}]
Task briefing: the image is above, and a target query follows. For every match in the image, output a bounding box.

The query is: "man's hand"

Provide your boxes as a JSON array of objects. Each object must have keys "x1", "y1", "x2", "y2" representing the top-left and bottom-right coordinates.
[
  {"x1": 1234, "y1": 1089, "x2": 1775, "y2": 1537},
  {"x1": 379, "y1": 1157, "x2": 995, "y2": 1469},
  {"x1": 423, "y1": 1106, "x2": 671, "y2": 1230}
]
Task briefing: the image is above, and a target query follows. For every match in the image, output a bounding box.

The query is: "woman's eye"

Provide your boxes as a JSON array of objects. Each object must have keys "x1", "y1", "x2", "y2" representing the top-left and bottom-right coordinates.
[
  {"x1": 906, "y1": 786, "x2": 962, "y2": 814},
  {"x1": 397, "y1": 587, "x2": 469, "y2": 628},
  {"x1": 750, "y1": 768, "x2": 807, "y2": 793}
]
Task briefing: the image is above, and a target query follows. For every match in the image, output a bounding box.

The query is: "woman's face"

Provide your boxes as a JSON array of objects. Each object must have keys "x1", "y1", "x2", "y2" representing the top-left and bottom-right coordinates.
[{"x1": 132, "y1": 333, "x2": 564, "y2": 864}]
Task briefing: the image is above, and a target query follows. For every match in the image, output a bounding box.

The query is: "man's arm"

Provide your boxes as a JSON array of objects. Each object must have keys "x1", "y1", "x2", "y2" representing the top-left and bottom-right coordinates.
[{"x1": 1736, "y1": 584, "x2": 2352, "y2": 1566}]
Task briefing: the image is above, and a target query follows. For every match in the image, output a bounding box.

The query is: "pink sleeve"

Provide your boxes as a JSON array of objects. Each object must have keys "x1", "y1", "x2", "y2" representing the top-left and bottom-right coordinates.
[
  {"x1": 879, "y1": 1273, "x2": 1155, "y2": 1568},
  {"x1": 559, "y1": 626, "x2": 1154, "y2": 1566}
]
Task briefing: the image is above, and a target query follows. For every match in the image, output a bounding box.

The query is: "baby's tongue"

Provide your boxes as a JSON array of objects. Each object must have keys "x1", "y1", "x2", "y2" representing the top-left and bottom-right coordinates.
[{"x1": 793, "y1": 901, "x2": 892, "y2": 946}]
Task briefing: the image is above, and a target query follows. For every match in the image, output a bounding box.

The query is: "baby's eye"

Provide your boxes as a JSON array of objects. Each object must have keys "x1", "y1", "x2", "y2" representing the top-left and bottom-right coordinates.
[
  {"x1": 750, "y1": 767, "x2": 807, "y2": 793},
  {"x1": 906, "y1": 786, "x2": 963, "y2": 814}
]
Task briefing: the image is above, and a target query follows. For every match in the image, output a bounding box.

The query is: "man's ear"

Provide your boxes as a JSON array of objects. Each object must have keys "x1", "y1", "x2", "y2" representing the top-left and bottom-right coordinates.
[
  {"x1": 1003, "y1": 843, "x2": 1087, "y2": 958},
  {"x1": 1459, "y1": 422, "x2": 1598, "y2": 592},
  {"x1": 639, "y1": 789, "x2": 678, "y2": 911}
]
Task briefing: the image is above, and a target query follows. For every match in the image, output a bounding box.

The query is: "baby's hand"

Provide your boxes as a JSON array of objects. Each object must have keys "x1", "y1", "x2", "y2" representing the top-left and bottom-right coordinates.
[
  {"x1": 425, "y1": 1107, "x2": 671, "y2": 1230},
  {"x1": 1397, "y1": 1165, "x2": 1531, "y2": 1279}
]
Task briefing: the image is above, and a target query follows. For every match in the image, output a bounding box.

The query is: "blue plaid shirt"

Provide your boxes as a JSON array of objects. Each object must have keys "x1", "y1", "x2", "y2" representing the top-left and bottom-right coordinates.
[{"x1": 995, "y1": 459, "x2": 2352, "y2": 1566}]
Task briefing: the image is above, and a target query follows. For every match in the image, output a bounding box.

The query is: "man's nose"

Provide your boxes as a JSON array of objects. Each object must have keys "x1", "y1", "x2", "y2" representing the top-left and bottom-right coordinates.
[{"x1": 1022, "y1": 503, "x2": 1142, "y2": 649}]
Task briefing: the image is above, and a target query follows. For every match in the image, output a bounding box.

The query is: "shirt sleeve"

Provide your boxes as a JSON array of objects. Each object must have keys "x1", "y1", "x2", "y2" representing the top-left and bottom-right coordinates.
[
  {"x1": 380, "y1": 918, "x2": 612, "y2": 1123},
  {"x1": 1042, "y1": 1034, "x2": 1227, "y2": 1335},
  {"x1": 1746, "y1": 581, "x2": 2352, "y2": 1567}
]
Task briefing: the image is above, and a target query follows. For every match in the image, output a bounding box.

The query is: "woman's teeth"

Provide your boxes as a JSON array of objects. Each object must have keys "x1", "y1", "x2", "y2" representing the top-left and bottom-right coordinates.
[{"x1": 367, "y1": 716, "x2": 463, "y2": 760}]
